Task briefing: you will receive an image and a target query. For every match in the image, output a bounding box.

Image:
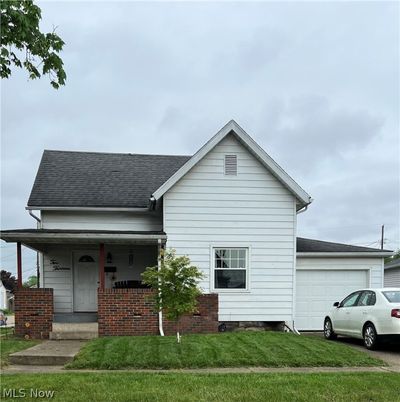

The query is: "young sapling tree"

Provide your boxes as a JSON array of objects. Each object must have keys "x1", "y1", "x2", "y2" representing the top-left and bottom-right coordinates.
[{"x1": 142, "y1": 249, "x2": 204, "y2": 343}]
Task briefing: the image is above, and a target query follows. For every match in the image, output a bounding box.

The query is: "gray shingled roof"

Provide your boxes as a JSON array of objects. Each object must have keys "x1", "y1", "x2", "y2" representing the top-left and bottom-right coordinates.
[
  {"x1": 28, "y1": 150, "x2": 191, "y2": 208},
  {"x1": 385, "y1": 259, "x2": 400, "y2": 269},
  {"x1": 297, "y1": 237, "x2": 391, "y2": 253}
]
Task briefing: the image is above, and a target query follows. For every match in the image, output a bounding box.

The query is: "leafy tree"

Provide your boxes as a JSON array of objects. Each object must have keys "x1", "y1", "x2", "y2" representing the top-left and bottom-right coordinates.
[
  {"x1": 1, "y1": 0, "x2": 66, "y2": 88},
  {"x1": 23, "y1": 275, "x2": 37, "y2": 288},
  {"x1": 0, "y1": 270, "x2": 17, "y2": 292},
  {"x1": 385, "y1": 249, "x2": 400, "y2": 264},
  {"x1": 142, "y1": 249, "x2": 204, "y2": 343}
]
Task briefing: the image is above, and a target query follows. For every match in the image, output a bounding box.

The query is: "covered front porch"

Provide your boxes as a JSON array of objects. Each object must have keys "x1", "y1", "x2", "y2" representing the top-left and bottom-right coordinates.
[
  {"x1": 1, "y1": 229, "x2": 166, "y2": 312},
  {"x1": 41, "y1": 242, "x2": 161, "y2": 315},
  {"x1": 1, "y1": 229, "x2": 219, "y2": 339},
  {"x1": 0, "y1": 229, "x2": 166, "y2": 338}
]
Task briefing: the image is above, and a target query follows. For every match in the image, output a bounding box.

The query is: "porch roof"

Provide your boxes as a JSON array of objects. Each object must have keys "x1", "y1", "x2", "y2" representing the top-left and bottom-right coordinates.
[{"x1": 0, "y1": 229, "x2": 166, "y2": 249}]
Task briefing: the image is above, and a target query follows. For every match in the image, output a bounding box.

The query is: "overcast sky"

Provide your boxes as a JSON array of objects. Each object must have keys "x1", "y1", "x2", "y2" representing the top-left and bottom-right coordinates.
[{"x1": 1, "y1": 1, "x2": 399, "y2": 278}]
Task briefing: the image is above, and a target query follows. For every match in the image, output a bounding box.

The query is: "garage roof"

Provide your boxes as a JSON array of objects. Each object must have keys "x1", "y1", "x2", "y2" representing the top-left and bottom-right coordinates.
[
  {"x1": 384, "y1": 259, "x2": 400, "y2": 270},
  {"x1": 297, "y1": 237, "x2": 392, "y2": 253}
]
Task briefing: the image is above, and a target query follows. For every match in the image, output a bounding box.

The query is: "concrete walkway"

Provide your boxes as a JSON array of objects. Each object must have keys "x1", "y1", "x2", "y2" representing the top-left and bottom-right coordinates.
[
  {"x1": 8, "y1": 340, "x2": 86, "y2": 366},
  {"x1": 3, "y1": 365, "x2": 399, "y2": 375}
]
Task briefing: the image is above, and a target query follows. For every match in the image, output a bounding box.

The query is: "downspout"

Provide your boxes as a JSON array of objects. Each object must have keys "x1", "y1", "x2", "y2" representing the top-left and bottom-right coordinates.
[
  {"x1": 28, "y1": 210, "x2": 41, "y2": 225},
  {"x1": 28, "y1": 209, "x2": 42, "y2": 288},
  {"x1": 285, "y1": 323, "x2": 300, "y2": 335},
  {"x1": 290, "y1": 201, "x2": 312, "y2": 335},
  {"x1": 149, "y1": 196, "x2": 156, "y2": 211},
  {"x1": 158, "y1": 238, "x2": 165, "y2": 336},
  {"x1": 296, "y1": 204, "x2": 309, "y2": 215}
]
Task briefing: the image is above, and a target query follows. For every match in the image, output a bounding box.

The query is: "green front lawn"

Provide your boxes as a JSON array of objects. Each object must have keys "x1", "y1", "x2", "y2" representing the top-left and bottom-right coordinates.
[
  {"x1": 1, "y1": 372, "x2": 399, "y2": 401},
  {"x1": 0, "y1": 327, "x2": 14, "y2": 337},
  {"x1": 68, "y1": 331, "x2": 383, "y2": 369},
  {"x1": 0, "y1": 338, "x2": 40, "y2": 367}
]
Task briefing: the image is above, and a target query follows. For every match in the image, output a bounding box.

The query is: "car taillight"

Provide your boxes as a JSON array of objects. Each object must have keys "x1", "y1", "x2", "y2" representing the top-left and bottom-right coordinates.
[{"x1": 391, "y1": 309, "x2": 400, "y2": 318}]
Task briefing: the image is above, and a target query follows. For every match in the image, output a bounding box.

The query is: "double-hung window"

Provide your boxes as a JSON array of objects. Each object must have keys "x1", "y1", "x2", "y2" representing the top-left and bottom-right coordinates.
[{"x1": 213, "y1": 248, "x2": 248, "y2": 290}]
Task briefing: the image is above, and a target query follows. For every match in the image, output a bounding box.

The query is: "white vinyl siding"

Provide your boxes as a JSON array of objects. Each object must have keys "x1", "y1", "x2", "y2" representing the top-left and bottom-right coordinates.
[
  {"x1": 43, "y1": 246, "x2": 73, "y2": 313},
  {"x1": 164, "y1": 133, "x2": 296, "y2": 322},
  {"x1": 384, "y1": 268, "x2": 400, "y2": 287},
  {"x1": 41, "y1": 210, "x2": 162, "y2": 231}
]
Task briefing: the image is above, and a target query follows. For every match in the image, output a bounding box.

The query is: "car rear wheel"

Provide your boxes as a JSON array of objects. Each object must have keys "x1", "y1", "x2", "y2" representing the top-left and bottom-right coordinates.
[
  {"x1": 324, "y1": 318, "x2": 337, "y2": 340},
  {"x1": 363, "y1": 323, "x2": 379, "y2": 350}
]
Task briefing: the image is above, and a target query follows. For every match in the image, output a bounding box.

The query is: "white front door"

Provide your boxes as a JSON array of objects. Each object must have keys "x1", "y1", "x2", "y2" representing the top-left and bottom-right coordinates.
[{"x1": 73, "y1": 252, "x2": 98, "y2": 312}]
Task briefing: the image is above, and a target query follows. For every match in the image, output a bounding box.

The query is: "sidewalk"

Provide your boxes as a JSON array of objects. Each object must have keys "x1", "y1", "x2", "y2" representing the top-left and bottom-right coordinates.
[{"x1": 3, "y1": 365, "x2": 399, "y2": 374}]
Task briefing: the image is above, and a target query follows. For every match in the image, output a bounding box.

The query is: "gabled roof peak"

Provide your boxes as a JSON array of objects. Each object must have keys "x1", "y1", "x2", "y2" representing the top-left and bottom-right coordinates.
[{"x1": 152, "y1": 120, "x2": 312, "y2": 208}]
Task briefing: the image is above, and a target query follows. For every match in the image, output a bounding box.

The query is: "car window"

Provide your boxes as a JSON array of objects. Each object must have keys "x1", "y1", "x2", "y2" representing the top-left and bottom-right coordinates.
[
  {"x1": 382, "y1": 291, "x2": 400, "y2": 303},
  {"x1": 358, "y1": 291, "x2": 376, "y2": 306},
  {"x1": 341, "y1": 291, "x2": 362, "y2": 307}
]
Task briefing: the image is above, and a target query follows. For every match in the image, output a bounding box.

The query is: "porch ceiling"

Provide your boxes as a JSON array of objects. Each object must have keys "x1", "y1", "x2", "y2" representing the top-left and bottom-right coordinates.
[{"x1": 0, "y1": 229, "x2": 167, "y2": 251}]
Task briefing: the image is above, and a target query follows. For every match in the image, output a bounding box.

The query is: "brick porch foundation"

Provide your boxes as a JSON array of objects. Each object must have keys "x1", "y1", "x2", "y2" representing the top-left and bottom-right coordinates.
[
  {"x1": 98, "y1": 289, "x2": 218, "y2": 336},
  {"x1": 14, "y1": 288, "x2": 54, "y2": 339}
]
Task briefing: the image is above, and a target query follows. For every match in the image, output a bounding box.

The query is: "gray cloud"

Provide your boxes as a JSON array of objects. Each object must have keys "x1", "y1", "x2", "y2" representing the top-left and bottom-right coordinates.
[
  {"x1": 1, "y1": 1, "x2": 399, "y2": 277},
  {"x1": 259, "y1": 95, "x2": 386, "y2": 174}
]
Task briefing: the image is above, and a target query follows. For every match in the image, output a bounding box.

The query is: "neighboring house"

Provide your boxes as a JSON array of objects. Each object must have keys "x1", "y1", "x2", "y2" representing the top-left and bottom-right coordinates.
[
  {"x1": 384, "y1": 259, "x2": 400, "y2": 287},
  {"x1": 0, "y1": 280, "x2": 12, "y2": 311},
  {"x1": 0, "y1": 120, "x2": 392, "y2": 338}
]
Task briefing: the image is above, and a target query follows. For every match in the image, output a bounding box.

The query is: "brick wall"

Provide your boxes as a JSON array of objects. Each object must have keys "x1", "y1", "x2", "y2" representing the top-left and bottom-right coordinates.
[
  {"x1": 98, "y1": 289, "x2": 158, "y2": 336},
  {"x1": 98, "y1": 289, "x2": 218, "y2": 337},
  {"x1": 163, "y1": 294, "x2": 219, "y2": 335},
  {"x1": 14, "y1": 288, "x2": 54, "y2": 339}
]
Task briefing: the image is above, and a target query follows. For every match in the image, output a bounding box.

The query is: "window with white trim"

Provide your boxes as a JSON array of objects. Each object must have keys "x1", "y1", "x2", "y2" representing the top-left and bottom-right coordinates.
[{"x1": 213, "y1": 248, "x2": 247, "y2": 289}]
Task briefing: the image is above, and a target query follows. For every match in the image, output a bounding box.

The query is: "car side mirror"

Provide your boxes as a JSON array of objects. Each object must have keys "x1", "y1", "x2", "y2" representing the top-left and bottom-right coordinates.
[{"x1": 333, "y1": 302, "x2": 340, "y2": 307}]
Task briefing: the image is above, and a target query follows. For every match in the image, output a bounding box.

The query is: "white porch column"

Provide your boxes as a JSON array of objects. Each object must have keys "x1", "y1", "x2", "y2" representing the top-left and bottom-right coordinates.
[{"x1": 158, "y1": 238, "x2": 164, "y2": 336}]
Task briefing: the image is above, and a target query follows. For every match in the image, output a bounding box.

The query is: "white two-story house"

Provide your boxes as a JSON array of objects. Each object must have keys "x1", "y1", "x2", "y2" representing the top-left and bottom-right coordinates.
[{"x1": 1, "y1": 120, "x2": 391, "y2": 338}]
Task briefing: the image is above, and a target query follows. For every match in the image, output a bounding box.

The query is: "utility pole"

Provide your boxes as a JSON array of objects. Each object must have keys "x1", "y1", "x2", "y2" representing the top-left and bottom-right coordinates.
[{"x1": 381, "y1": 224, "x2": 385, "y2": 250}]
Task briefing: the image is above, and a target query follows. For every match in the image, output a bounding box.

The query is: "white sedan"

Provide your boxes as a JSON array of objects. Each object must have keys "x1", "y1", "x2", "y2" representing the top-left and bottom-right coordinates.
[{"x1": 324, "y1": 288, "x2": 400, "y2": 349}]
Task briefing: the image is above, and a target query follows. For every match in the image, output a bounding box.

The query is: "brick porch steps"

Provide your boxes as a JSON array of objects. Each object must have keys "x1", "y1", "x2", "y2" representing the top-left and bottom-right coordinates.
[
  {"x1": 49, "y1": 323, "x2": 98, "y2": 340},
  {"x1": 9, "y1": 340, "x2": 85, "y2": 366}
]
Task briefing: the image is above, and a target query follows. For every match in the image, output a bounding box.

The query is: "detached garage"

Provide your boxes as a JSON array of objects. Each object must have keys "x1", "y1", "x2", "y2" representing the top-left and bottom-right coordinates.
[{"x1": 295, "y1": 238, "x2": 391, "y2": 331}]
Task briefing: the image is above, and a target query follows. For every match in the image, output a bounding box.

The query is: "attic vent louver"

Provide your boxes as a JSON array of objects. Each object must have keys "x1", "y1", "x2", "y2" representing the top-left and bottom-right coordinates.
[{"x1": 224, "y1": 154, "x2": 237, "y2": 175}]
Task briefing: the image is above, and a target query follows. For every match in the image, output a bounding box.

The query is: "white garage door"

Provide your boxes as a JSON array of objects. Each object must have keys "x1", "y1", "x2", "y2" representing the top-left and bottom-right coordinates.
[{"x1": 296, "y1": 269, "x2": 369, "y2": 330}]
